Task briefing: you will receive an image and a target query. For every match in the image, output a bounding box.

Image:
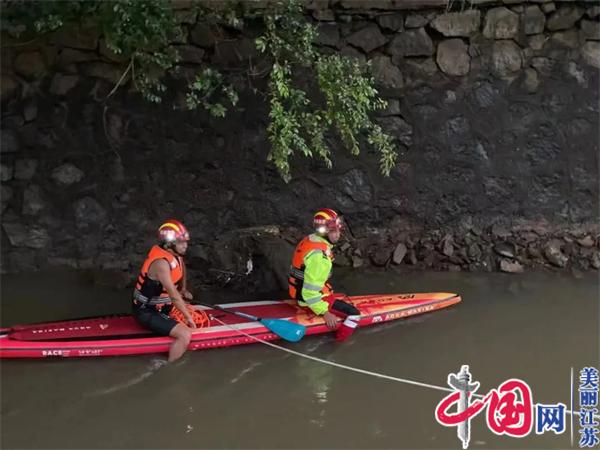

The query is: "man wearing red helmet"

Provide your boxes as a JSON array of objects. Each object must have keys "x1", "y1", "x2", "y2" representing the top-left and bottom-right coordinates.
[
  {"x1": 288, "y1": 209, "x2": 361, "y2": 342},
  {"x1": 133, "y1": 219, "x2": 196, "y2": 362}
]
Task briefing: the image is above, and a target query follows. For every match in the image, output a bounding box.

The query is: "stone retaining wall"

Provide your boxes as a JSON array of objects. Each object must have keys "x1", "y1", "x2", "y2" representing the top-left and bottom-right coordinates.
[{"x1": 1, "y1": 0, "x2": 598, "y2": 292}]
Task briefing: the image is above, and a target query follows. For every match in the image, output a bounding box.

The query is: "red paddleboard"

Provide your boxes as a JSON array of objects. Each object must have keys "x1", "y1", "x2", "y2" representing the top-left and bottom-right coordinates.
[{"x1": 0, "y1": 293, "x2": 461, "y2": 358}]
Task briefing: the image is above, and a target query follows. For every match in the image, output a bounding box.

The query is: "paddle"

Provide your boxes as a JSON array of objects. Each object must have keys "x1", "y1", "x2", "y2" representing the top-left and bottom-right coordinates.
[{"x1": 195, "y1": 302, "x2": 306, "y2": 343}]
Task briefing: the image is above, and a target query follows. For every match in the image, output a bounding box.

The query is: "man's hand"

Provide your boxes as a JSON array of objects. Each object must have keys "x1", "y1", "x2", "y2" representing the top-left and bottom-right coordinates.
[
  {"x1": 182, "y1": 290, "x2": 193, "y2": 301},
  {"x1": 323, "y1": 311, "x2": 338, "y2": 329},
  {"x1": 186, "y1": 316, "x2": 197, "y2": 329}
]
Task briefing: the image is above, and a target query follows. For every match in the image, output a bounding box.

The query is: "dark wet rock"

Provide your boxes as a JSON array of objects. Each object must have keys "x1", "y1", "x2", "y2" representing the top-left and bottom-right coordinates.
[
  {"x1": 1, "y1": 130, "x2": 20, "y2": 154},
  {"x1": 371, "y1": 55, "x2": 403, "y2": 89},
  {"x1": 2, "y1": 219, "x2": 49, "y2": 249},
  {"x1": 54, "y1": 25, "x2": 99, "y2": 50},
  {"x1": 1, "y1": 186, "x2": 13, "y2": 212},
  {"x1": 405, "y1": 12, "x2": 433, "y2": 28},
  {"x1": 2, "y1": 222, "x2": 27, "y2": 247},
  {"x1": 251, "y1": 236, "x2": 294, "y2": 290},
  {"x1": 582, "y1": 42, "x2": 600, "y2": 68},
  {"x1": 341, "y1": 45, "x2": 367, "y2": 64},
  {"x1": 422, "y1": 250, "x2": 438, "y2": 268},
  {"x1": 550, "y1": 30, "x2": 579, "y2": 49},
  {"x1": 1, "y1": 164, "x2": 13, "y2": 182},
  {"x1": 346, "y1": 24, "x2": 387, "y2": 53},
  {"x1": 315, "y1": 24, "x2": 341, "y2": 47},
  {"x1": 523, "y1": 6, "x2": 546, "y2": 35},
  {"x1": 73, "y1": 197, "x2": 108, "y2": 229},
  {"x1": 445, "y1": 116, "x2": 470, "y2": 136},
  {"x1": 537, "y1": 1, "x2": 554, "y2": 12},
  {"x1": 491, "y1": 224, "x2": 511, "y2": 239},
  {"x1": 378, "y1": 98, "x2": 401, "y2": 116},
  {"x1": 528, "y1": 34, "x2": 546, "y2": 51},
  {"x1": 563, "y1": 241, "x2": 578, "y2": 257},
  {"x1": 1, "y1": 75, "x2": 19, "y2": 102},
  {"x1": 578, "y1": 236, "x2": 595, "y2": 248},
  {"x1": 581, "y1": 20, "x2": 600, "y2": 41},
  {"x1": 586, "y1": 6, "x2": 600, "y2": 19},
  {"x1": 447, "y1": 263, "x2": 462, "y2": 272},
  {"x1": 406, "y1": 249, "x2": 417, "y2": 265},
  {"x1": 174, "y1": 7, "x2": 197, "y2": 23},
  {"x1": 8, "y1": 250, "x2": 38, "y2": 272},
  {"x1": 392, "y1": 242, "x2": 407, "y2": 264},
  {"x1": 339, "y1": 0, "x2": 392, "y2": 9},
  {"x1": 190, "y1": 23, "x2": 217, "y2": 48},
  {"x1": 387, "y1": 28, "x2": 434, "y2": 57},
  {"x1": 56, "y1": 48, "x2": 98, "y2": 71},
  {"x1": 467, "y1": 243, "x2": 482, "y2": 260},
  {"x1": 376, "y1": 116, "x2": 413, "y2": 146},
  {"x1": 544, "y1": 239, "x2": 568, "y2": 267},
  {"x1": 483, "y1": 7, "x2": 519, "y2": 39},
  {"x1": 351, "y1": 254, "x2": 364, "y2": 269},
  {"x1": 403, "y1": 58, "x2": 439, "y2": 80},
  {"x1": 26, "y1": 227, "x2": 50, "y2": 249},
  {"x1": 81, "y1": 62, "x2": 129, "y2": 85},
  {"x1": 333, "y1": 253, "x2": 352, "y2": 267},
  {"x1": 431, "y1": 10, "x2": 481, "y2": 37},
  {"x1": 14, "y1": 51, "x2": 47, "y2": 79},
  {"x1": 547, "y1": 6, "x2": 584, "y2": 31},
  {"x1": 313, "y1": 9, "x2": 335, "y2": 21},
  {"x1": 441, "y1": 235, "x2": 454, "y2": 257},
  {"x1": 494, "y1": 242, "x2": 516, "y2": 258},
  {"x1": 522, "y1": 68, "x2": 540, "y2": 93},
  {"x1": 469, "y1": 255, "x2": 494, "y2": 272},
  {"x1": 591, "y1": 252, "x2": 600, "y2": 270},
  {"x1": 473, "y1": 82, "x2": 501, "y2": 108},
  {"x1": 337, "y1": 169, "x2": 373, "y2": 203},
  {"x1": 500, "y1": 258, "x2": 524, "y2": 273},
  {"x1": 46, "y1": 257, "x2": 79, "y2": 270},
  {"x1": 377, "y1": 13, "x2": 404, "y2": 31},
  {"x1": 51, "y1": 163, "x2": 84, "y2": 186},
  {"x1": 23, "y1": 100, "x2": 37, "y2": 122},
  {"x1": 175, "y1": 45, "x2": 206, "y2": 64},
  {"x1": 370, "y1": 244, "x2": 391, "y2": 267},
  {"x1": 214, "y1": 38, "x2": 258, "y2": 66},
  {"x1": 528, "y1": 245, "x2": 543, "y2": 259},
  {"x1": 14, "y1": 159, "x2": 37, "y2": 180},
  {"x1": 22, "y1": 185, "x2": 45, "y2": 216},
  {"x1": 437, "y1": 39, "x2": 470, "y2": 76},
  {"x1": 492, "y1": 40, "x2": 522, "y2": 77}
]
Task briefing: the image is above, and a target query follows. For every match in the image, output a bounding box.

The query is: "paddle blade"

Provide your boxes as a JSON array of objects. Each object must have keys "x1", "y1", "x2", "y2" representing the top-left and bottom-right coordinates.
[{"x1": 260, "y1": 318, "x2": 305, "y2": 342}]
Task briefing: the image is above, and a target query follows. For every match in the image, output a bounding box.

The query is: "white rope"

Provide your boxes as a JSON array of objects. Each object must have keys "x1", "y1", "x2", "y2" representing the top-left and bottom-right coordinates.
[{"x1": 212, "y1": 317, "x2": 593, "y2": 419}]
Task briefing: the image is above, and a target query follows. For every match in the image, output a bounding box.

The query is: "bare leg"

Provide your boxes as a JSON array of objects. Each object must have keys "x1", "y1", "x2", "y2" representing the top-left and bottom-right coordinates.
[{"x1": 168, "y1": 323, "x2": 192, "y2": 362}]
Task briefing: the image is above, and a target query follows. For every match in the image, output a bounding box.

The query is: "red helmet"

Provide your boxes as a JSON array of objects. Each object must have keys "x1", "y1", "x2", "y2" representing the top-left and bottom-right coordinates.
[
  {"x1": 158, "y1": 219, "x2": 189, "y2": 244},
  {"x1": 313, "y1": 208, "x2": 342, "y2": 234}
]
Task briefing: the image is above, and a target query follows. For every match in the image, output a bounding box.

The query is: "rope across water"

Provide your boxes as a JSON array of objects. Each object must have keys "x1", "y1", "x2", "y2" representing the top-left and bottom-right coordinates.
[{"x1": 212, "y1": 316, "x2": 594, "y2": 420}]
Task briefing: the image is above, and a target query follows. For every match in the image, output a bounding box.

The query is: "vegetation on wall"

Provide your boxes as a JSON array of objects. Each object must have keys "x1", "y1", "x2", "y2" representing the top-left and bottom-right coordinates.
[{"x1": 2, "y1": 0, "x2": 397, "y2": 181}]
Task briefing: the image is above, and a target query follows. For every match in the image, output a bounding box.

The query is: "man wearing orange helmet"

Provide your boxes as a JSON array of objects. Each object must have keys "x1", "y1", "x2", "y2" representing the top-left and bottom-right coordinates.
[
  {"x1": 132, "y1": 219, "x2": 197, "y2": 362},
  {"x1": 288, "y1": 208, "x2": 361, "y2": 342}
]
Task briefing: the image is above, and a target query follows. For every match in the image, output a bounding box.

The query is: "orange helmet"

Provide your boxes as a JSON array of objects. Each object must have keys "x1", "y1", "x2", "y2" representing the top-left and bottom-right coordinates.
[
  {"x1": 158, "y1": 219, "x2": 190, "y2": 244},
  {"x1": 313, "y1": 208, "x2": 342, "y2": 234}
]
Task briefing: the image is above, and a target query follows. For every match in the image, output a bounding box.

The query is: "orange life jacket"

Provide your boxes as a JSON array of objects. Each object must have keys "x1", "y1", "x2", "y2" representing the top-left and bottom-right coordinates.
[
  {"x1": 288, "y1": 234, "x2": 333, "y2": 300},
  {"x1": 134, "y1": 245, "x2": 184, "y2": 307}
]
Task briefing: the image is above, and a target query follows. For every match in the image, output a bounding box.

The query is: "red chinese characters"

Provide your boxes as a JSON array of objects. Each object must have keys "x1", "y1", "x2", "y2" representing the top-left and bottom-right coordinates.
[{"x1": 436, "y1": 378, "x2": 533, "y2": 438}]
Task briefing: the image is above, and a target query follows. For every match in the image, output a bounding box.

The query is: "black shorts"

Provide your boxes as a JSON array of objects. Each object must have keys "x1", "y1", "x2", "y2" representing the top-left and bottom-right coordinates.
[
  {"x1": 132, "y1": 303, "x2": 178, "y2": 336},
  {"x1": 331, "y1": 299, "x2": 360, "y2": 317}
]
